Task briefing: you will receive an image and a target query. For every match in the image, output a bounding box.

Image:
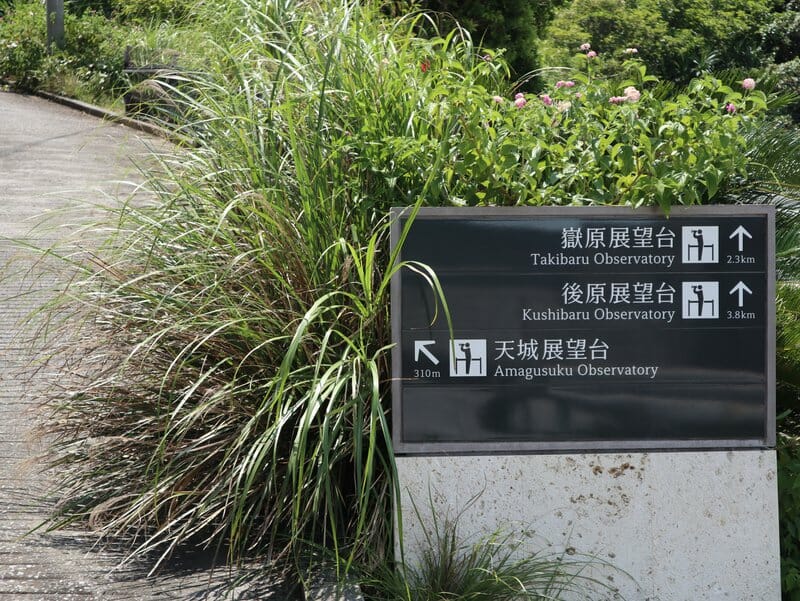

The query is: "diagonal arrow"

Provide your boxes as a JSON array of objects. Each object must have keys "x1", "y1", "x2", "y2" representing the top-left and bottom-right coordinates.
[
  {"x1": 729, "y1": 225, "x2": 752, "y2": 252},
  {"x1": 729, "y1": 281, "x2": 753, "y2": 307},
  {"x1": 414, "y1": 340, "x2": 439, "y2": 365}
]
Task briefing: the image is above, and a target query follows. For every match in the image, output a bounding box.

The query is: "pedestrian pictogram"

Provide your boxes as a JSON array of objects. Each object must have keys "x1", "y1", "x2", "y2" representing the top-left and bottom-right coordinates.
[
  {"x1": 682, "y1": 282, "x2": 719, "y2": 319},
  {"x1": 729, "y1": 226, "x2": 753, "y2": 252},
  {"x1": 414, "y1": 340, "x2": 440, "y2": 365},
  {"x1": 449, "y1": 339, "x2": 487, "y2": 377},
  {"x1": 682, "y1": 226, "x2": 719, "y2": 264}
]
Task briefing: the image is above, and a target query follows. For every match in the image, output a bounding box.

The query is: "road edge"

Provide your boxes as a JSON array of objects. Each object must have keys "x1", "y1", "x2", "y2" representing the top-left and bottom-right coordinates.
[{"x1": 1, "y1": 83, "x2": 193, "y2": 146}]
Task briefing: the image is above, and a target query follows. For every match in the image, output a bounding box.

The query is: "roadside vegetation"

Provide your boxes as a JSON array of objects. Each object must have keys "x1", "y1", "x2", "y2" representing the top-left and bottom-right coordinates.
[
  {"x1": 2, "y1": 0, "x2": 800, "y2": 598},
  {"x1": 0, "y1": 0, "x2": 210, "y2": 106}
]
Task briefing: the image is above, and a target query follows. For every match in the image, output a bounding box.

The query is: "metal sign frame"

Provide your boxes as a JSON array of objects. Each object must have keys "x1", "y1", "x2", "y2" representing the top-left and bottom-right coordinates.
[{"x1": 390, "y1": 205, "x2": 776, "y2": 455}]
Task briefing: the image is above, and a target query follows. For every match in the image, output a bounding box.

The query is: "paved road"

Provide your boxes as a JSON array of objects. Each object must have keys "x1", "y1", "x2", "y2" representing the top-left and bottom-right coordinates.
[{"x1": 0, "y1": 91, "x2": 295, "y2": 600}]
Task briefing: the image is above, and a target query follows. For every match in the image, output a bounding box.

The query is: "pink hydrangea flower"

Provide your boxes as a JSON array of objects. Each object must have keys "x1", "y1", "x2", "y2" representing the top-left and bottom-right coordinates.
[
  {"x1": 624, "y1": 86, "x2": 641, "y2": 102},
  {"x1": 492, "y1": 95, "x2": 504, "y2": 104},
  {"x1": 726, "y1": 103, "x2": 737, "y2": 114},
  {"x1": 555, "y1": 80, "x2": 576, "y2": 89},
  {"x1": 514, "y1": 96, "x2": 527, "y2": 108},
  {"x1": 514, "y1": 92, "x2": 525, "y2": 100},
  {"x1": 742, "y1": 78, "x2": 756, "y2": 91},
  {"x1": 586, "y1": 51, "x2": 597, "y2": 59},
  {"x1": 580, "y1": 43, "x2": 591, "y2": 51},
  {"x1": 623, "y1": 48, "x2": 639, "y2": 55},
  {"x1": 540, "y1": 94, "x2": 553, "y2": 106}
]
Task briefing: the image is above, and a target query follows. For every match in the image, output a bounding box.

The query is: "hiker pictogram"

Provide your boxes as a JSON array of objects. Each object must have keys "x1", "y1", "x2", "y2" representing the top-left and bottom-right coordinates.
[
  {"x1": 682, "y1": 226, "x2": 719, "y2": 264},
  {"x1": 449, "y1": 339, "x2": 487, "y2": 377},
  {"x1": 682, "y1": 282, "x2": 719, "y2": 319}
]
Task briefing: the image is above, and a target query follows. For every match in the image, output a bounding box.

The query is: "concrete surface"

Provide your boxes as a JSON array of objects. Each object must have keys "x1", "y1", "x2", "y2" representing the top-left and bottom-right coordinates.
[
  {"x1": 397, "y1": 451, "x2": 781, "y2": 600},
  {"x1": 305, "y1": 570, "x2": 365, "y2": 601},
  {"x1": 0, "y1": 90, "x2": 298, "y2": 599}
]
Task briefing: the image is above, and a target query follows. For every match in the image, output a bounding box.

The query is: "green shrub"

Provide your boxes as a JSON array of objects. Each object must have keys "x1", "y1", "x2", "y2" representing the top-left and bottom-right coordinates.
[
  {"x1": 761, "y1": 4, "x2": 800, "y2": 66},
  {"x1": 65, "y1": 0, "x2": 114, "y2": 17},
  {"x1": 348, "y1": 52, "x2": 767, "y2": 210},
  {"x1": 64, "y1": 0, "x2": 192, "y2": 22},
  {"x1": 742, "y1": 120, "x2": 800, "y2": 411},
  {"x1": 60, "y1": 10, "x2": 130, "y2": 97},
  {"x1": 0, "y1": 0, "x2": 130, "y2": 100},
  {"x1": 0, "y1": 0, "x2": 47, "y2": 90},
  {"x1": 109, "y1": 0, "x2": 193, "y2": 24},
  {"x1": 763, "y1": 57, "x2": 800, "y2": 121},
  {"x1": 780, "y1": 433, "x2": 800, "y2": 599}
]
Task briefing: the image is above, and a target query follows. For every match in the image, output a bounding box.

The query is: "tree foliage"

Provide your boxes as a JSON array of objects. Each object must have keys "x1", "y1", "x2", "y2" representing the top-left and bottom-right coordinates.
[
  {"x1": 761, "y1": 1, "x2": 800, "y2": 121},
  {"x1": 540, "y1": 0, "x2": 776, "y2": 84},
  {"x1": 419, "y1": 0, "x2": 564, "y2": 83}
]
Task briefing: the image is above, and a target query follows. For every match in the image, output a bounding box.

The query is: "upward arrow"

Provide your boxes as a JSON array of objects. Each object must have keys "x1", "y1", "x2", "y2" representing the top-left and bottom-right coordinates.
[
  {"x1": 729, "y1": 225, "x2": 752, "y2": 252},
  {"x1": 729, "y1": 281, "x2": 753, "y2": 307}
]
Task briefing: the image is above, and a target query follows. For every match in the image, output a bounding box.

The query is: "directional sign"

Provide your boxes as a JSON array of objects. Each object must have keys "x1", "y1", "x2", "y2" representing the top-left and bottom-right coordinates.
[{"x1": 390, "y1": 206, "x2": 775, "y2": 454}]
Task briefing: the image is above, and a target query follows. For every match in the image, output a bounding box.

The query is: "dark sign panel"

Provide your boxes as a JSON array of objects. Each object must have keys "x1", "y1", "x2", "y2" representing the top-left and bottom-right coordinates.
[{"x1": 390, "y1": 206, "x2": 775, "y2": 454}]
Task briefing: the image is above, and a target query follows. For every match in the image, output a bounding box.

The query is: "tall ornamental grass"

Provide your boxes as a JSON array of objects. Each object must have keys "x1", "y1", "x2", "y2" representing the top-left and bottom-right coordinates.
[
  {"x1": 31, "y1": 0, "x2": 771, "y2": 578},
  {"x1": 37, "y1": 0, "x2": 493, "y2": 570}
]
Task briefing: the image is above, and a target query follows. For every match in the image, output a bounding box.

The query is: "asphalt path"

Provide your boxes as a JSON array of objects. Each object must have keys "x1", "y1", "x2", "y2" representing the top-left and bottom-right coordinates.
[{"x1": 0, "y1": 91, "x2": 295, "y2": 600}]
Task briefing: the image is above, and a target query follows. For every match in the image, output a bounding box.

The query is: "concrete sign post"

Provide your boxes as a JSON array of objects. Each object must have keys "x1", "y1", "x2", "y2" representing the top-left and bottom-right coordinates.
[
  {"x1": 391, "y1": 206, "x2": 780, "y2": 599},
  {"x1": 46, "y1": 0, "x2": 64, "y2": 51}
]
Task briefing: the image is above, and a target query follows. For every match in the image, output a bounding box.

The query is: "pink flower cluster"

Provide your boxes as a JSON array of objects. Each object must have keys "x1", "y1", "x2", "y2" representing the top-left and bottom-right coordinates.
[
  {"x1": 624, "y1": 86, "x2": 641, "y2": 101},
  {"x1": 555, "y1": 80, "x2": 576, "y2": 89},
  {"x1": 726, "y1": 103, "x2": 737, "y2": 114},
  {"x1": 742, "y1": 78, "x2": 756, "y2": 91},
  {"x1": 514, "y1": 92, "x2": 527, "y2": 108},
  {"x1": 579, "y1": 42, "x2": 597, "y2": 59},
  {"x1": 609, "y1": 86, "x2": 641, "y2": 104},
  {"x1": 540, "y1": 94, "x2": 553, "y2": 106}
]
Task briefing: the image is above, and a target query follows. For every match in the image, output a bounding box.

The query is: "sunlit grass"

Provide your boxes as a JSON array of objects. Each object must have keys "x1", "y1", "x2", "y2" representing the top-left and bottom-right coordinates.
[{"x1": 361, "y1": 508, "x2": 619, "y2": 601}]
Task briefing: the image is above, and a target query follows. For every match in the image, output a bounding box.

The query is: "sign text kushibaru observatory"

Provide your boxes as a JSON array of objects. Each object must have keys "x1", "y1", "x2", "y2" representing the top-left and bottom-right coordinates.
[{"x1": 390, "y1": 206, "x2": 775, "y2": 454}]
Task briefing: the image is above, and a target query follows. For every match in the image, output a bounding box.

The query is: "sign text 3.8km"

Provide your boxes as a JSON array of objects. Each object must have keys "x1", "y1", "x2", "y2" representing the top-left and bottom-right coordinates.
[{"x1": 390, "y1": 206, "x2": 775, "y2": 454}]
